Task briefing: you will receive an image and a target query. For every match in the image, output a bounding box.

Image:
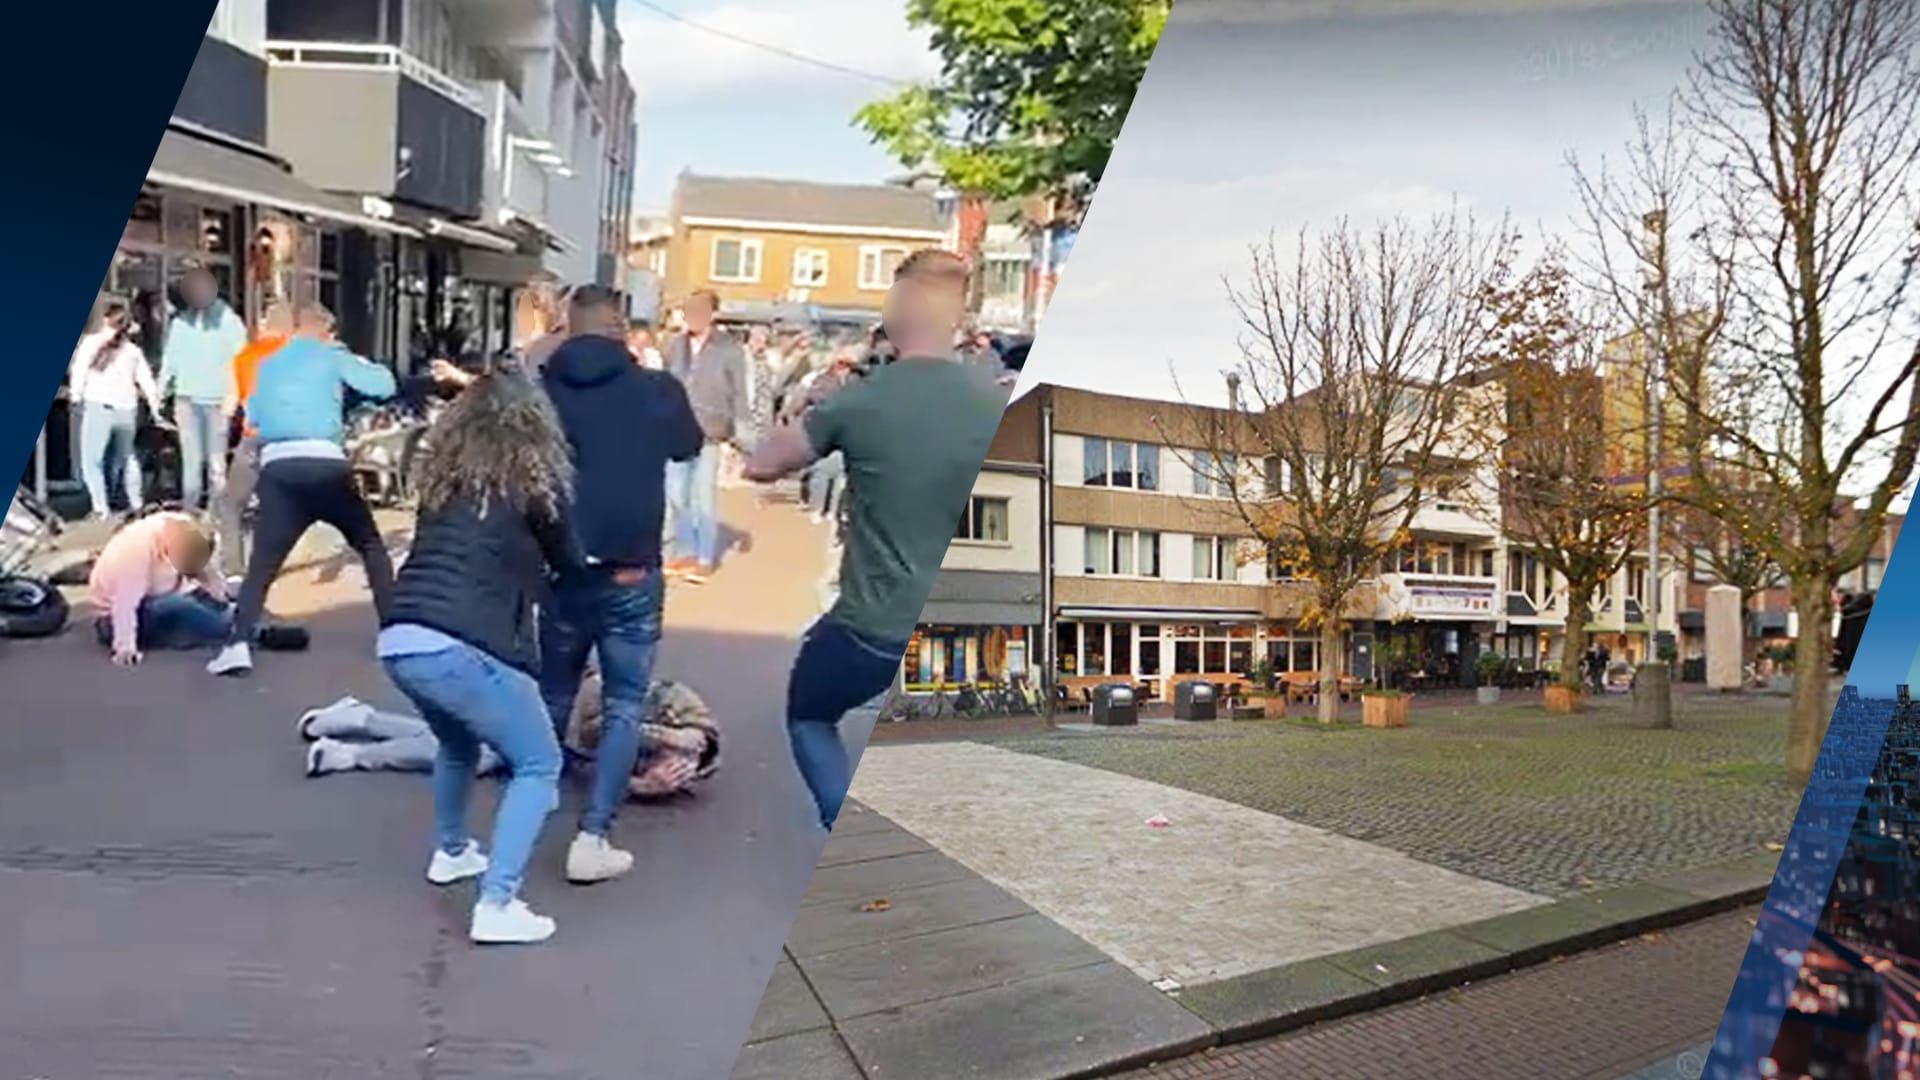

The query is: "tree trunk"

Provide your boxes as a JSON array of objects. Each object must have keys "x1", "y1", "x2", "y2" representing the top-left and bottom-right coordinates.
[
  {"x1": 1318, "y1": 618, "x2": 1343, "y2": 724},
  {"x1": 1562, "y1": 597, "x2": 1593, "y2": 689},
  {"x1": 1785, "y1": 576, "x2": 1837, "y2": 786}
]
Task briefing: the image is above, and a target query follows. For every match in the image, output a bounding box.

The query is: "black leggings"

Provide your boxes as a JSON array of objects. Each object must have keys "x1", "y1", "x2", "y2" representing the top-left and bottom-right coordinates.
[{"x1": 228, "y1": 456, "x2": 394, "y2": 644}]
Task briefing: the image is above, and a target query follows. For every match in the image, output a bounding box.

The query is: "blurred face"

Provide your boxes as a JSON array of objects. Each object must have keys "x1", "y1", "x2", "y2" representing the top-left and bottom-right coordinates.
[
  {"x1": 180, "y1": 271, "x2": 217, "y2": 311},
  {"x1": 160, "y1": 521, "x2": 214, "y2": 578},
  {"x1": 259, "y1": 304, "x2": 294, "y2": 337},
  {"x1": 295, "y1": 310, "x2": 335, "y2": 340},
  {"x1": 747, "y1": 326, "x2": 770, "y2": 350},
  {"x1": 684, "y1": 295, "x2": 716, "y2": 335}
]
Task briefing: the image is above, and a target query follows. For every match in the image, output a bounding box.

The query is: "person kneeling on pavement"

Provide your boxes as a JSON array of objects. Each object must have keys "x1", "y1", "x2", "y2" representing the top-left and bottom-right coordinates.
[
  {"x1": 300, "y1": 673, "x2": 719, "y2": 798},
  {"x1": 88, "y1": 511, "x2": 307, "y2": 666}
]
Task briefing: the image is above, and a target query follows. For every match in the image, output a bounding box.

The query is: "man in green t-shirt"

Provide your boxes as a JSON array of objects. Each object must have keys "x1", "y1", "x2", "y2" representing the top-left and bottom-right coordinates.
[{"x1": 744, "y1": 249, "x2": 1005, "y2": 830}]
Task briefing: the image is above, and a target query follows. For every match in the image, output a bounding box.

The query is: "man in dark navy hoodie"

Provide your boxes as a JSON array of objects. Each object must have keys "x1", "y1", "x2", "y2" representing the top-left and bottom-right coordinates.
[{"x1": 539, "y1": 285, "x2": 704, "y2": 884}]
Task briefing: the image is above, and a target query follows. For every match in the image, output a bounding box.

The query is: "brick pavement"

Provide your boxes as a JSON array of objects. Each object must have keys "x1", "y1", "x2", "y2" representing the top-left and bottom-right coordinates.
[
  {"x1": 1111, "y1": 908, "x2": 1752, "y2": 1080},
  {"x1": 0, "y1": 489, "x2": 839, "y2": 1080},
  {"x1": 984, "y1": 696, "x2": 1799, "y2": 897},
  {"x1": 848, "y1": 742, "x2": 1546, "y2": 986}
]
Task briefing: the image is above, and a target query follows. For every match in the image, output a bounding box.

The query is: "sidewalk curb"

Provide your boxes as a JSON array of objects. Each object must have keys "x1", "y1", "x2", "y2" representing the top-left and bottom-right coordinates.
[{"x1": 1122, "y1": 852, "x2": 1777, "y2": 1072}]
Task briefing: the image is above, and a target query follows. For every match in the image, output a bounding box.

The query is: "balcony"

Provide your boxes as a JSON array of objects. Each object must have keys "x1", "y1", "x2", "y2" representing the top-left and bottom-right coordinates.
[
  {"x1": 1407, "y1": 498, "x2": 1500, "y2": 540},
  {"x1": 1377, "y1": 573, "x2": 1502, "y2": 623},
  {"x1": 264, "y1": 42, "x2": 487, "y2": 218}
]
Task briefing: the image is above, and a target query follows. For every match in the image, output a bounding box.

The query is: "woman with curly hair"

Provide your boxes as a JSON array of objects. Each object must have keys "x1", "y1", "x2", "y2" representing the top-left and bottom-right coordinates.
[{"x1": 377, "y1": 370, "x2": 586, "y2": 945}]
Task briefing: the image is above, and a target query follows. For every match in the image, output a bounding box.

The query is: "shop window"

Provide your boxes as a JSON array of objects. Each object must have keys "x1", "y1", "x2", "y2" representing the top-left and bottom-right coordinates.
[
  {"x1": 124, "y1": 194, "x2": 163, "y2": 247},
  {"x1": 1058, "y1": 623, "x2": 1079, "y2": 674},
  {"x1": 1203, "y1": 641, "x2": 1226, "y2": 673},
  {"x1": 1228, "y1": 641, "x2": 1253, "y2": 675},
  {"x1": 1174, "y1": 640, "x2": 1200, "y2": 673},
  {"x1": 1085, "y1": 624, "x2": 1108, "y2": 677},
  {"x1": 1112, "y1": 625, "x2": 1133, "y2": 676},
  {"x1": 1139, "y1": 639, "x2": 1161, "y2": 676}
]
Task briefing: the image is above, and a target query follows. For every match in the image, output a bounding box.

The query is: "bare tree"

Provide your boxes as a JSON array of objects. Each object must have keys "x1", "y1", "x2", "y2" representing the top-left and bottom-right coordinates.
[
  {"x1": 1575, "y1": 0, "x2": 1920, "y2": 782},
  {"x1": 1167, "y1": 215, "x2": 1517, "y2": 723},
  {"x1": 1474, "y1": 255, "x2": 1651, "y2": 695}
]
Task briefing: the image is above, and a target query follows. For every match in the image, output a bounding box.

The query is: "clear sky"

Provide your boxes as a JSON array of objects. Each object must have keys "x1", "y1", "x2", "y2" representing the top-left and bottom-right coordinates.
[
  {"x1": 1021, "y1": 0, "x2": 1714, "y2": 405},
  {"x1": 617, "y1": 0, "x2": 940, "y2": 211}
]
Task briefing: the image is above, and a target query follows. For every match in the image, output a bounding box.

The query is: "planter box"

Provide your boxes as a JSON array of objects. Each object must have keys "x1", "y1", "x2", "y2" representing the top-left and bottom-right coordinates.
[
  {"x1": 1361, "y1": 694, "x2": 1409, "y2": 728},
  {"x1": 1543, "y1": 685, "x2": 1584, "y2": 714},
  {"x1": 1256, "y1": 695, "x2": 1286, "y2": 719},
  {"x1": 1475, "y1": 686, "x2": 1501, "y2": 706}
]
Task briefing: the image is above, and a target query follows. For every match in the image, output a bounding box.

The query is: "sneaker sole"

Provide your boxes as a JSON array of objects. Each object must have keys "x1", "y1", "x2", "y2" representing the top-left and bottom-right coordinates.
[
  {"x1": 428, "y1": 865, "x2": 488, "y2": 886},
  {"x1": 564, "y1": 865, "x2": 634, "y2": 885},
  {"x1": 470, "y1": 927, "x2": 555, "y2": 945}
]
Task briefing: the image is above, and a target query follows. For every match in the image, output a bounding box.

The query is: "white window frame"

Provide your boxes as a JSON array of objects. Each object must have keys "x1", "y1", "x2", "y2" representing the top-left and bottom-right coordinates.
[
  {"x1": 709, "y1": 236, "x2": 763, "y2": 284},
  {"x1": 955, "y1": 496, "x2": 1012, "y2": 546},
  {"x1": 792, "y1": 247, "x2": 829, "y2": 289},
  {"x1": 1194, "y1": 536, "x2": 1236, "y2": 582},
  {"x1": 1085, "y1": 527, "x2": 1161, "y2": 579},
  {"x1": 859, "y1": 245, "x2": 911, "y2": 290}
]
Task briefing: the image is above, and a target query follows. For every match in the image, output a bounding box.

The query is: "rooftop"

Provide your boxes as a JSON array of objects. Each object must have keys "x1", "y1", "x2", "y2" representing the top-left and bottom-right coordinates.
[{"x1": 672, "y1": 172, "x2": 945, "y2": 235}]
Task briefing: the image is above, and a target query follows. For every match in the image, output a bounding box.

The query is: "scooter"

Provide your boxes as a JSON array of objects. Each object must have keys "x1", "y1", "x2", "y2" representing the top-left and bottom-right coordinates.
[{"x1": 0, "y1": 485, "x2": 70, "y2": 639}]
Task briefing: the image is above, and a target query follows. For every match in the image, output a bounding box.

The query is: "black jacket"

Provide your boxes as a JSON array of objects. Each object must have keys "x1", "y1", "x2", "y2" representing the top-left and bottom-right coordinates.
[
  {"x1": 542, "y1": 334, "x2": 704, "y2": 569},
  {"x1": 385, "y1": 493, "x2": 585, "y2": 674}
]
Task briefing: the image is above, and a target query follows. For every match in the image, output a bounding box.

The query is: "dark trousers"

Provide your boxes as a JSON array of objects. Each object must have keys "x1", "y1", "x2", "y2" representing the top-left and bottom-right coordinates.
[
  {"x1": 228, "y1": 456, "x2": 394, "y2": 644},
  {"x1": 786, "y1": 617, "x2": 908, "y2": 829}
]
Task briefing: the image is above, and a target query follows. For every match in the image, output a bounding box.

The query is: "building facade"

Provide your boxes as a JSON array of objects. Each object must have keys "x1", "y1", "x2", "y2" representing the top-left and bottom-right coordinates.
[
  {"x1": 658, "y1": 173, "x2": 949, "y2": 328},
  {"x1": 905, "y1": 393, "x2": 1047, "y2": 689},
  {"x1": 901, "y1": 382, "x2": 1704, "y2": 702}
]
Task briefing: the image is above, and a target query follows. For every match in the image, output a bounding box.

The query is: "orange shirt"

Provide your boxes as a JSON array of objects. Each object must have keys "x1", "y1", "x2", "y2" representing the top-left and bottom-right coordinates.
[{"x1": 231, "y1": 335, "x2": 288, "y2": 437}]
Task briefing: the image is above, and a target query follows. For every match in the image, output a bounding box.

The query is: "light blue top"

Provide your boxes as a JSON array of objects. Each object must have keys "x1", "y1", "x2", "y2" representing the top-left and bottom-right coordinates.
[
  {"x1": 158, "y1": 302, "x2": 248, "y2": 404},
  {"x1": 376, "y1": 623, "x2": 461, "y2": 659},
  {"x1": 246, "y1": 336, "x2": 397, "y2": 446}
]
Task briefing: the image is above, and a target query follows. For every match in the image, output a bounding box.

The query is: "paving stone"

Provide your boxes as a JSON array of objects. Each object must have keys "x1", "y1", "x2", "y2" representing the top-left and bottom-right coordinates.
[
  {"x1": 801, "y1": 911, "x2": 1111, "y2": 1019},
  {"x1": 1173, "y1": 958, "x2": 1381, "y2": 1037},
  {"x1": 836, "y1": 962, "x2": 1213, "y2": 1080},
  {"x1": 742, "y1": 960, "x2": 830, "y2": 1044},
  {"x1": 815, "y1": 821, "x2": 935, "y2": 868},
  {"x1": 800, "y1": 849, "x2": 977, "y2": 908},
  {"x1": 784, "y1": 873, "x2": 1035, "y2": 959},
  {"x1": 1322, "y1": 928, "x2": 1507, "y2": 990},
  {"x1": 979, "y1": 694, "x2": 1798, "y2": 898},
  {"x1": 728, "y1": 1030, "x2": 864, "y2": 1080},
  {"x1": 849, "y1": 742, "x2": 1545, "y2": 985}
]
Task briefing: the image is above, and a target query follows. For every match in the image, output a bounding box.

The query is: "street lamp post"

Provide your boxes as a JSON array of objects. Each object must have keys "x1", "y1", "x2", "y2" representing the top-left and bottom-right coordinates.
[{"x1": 1639, "y1": 209, "x2": 1673, "y2": 727}]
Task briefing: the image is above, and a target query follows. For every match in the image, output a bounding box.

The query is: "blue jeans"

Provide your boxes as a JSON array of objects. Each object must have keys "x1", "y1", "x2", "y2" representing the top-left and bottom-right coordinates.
[
  {"x1": 79, "y1": 401, "x2": 141, "y2": 516},
  {"x1": 93, "y1": 590, "x2": 232, "y2": 650},
  {"x1": 173, "y1": 399, "x2": 227, "y2": 510},
  {"x1": 384, "y1": 643, "x2": 562, "y2": 905},
  {"x1": 787, "y1": 617, "x2": 908, "y2": 829},
  {"x1": 666, "y1": 443, "x2": 721, "y2": 568},
  {"x1": 538, "y1": 568, "x2": 666, "y2": 837}
]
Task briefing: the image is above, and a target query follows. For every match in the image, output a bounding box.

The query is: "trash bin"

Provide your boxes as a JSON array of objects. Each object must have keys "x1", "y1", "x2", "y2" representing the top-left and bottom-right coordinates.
[
  {"x1": 1173, "y1": 680, "x2": 1216, "y2": 722},
  {"x1": 1091, "y1": 683, "x2": 1138, "y2": 727}
]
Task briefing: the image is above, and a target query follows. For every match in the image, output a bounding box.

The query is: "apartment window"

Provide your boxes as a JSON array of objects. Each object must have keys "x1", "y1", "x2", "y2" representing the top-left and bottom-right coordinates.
[
  {"x1": 859, "y1": 245, "x2": 910, "y2": 290},
  {"x1": 954, "y1": 496, "x2": 1011, "y2": 544},
  {"x1": 1194, "y1": 537, "x2": 1236, "y2": 582},
  {"x1": 1085, "y1": 528, "x2": 1160, "y2": 577},
  {"x1": 982, "y1": 256, "x2": 1025, "y2": 299},
  {"x1": 792, "y1": 248, "x2": 829, "y2": 288},
  {"x1": 1082, "y1": 437, "x2": 1159, "y2": 490},
  {"x1": 1866, "y1": 558, "x2": 1887, "y2": 591},
  {"x1": 1193, "y1": 452, "x2": 1238, "y2": 497},
  {"x1": 710, "y1": 238, "x2": 762, "y2": 283}
]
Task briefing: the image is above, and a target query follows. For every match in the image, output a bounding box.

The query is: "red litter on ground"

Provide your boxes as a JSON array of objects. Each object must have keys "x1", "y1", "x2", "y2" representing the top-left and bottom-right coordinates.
[{"x1": 1145, "y1": 815, "x2": 1172, "y2": 828}]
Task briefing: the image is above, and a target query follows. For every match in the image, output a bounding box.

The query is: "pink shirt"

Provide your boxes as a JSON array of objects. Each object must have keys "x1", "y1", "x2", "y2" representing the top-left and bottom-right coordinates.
[{"x1": 87, "y1": 513, "x2": 226, "y2": 654}]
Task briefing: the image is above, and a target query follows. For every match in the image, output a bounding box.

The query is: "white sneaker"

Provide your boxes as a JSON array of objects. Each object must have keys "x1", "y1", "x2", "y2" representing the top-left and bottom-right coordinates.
[
  {"x1": 469, "y1": 898, "x2": 555, "y2": 945},
  {"x1": 304, "y1": 738, "x2": 359, "y2": 778},
  {"x1": 427, "y1": 839, "x2": 490, "y2": 886},
  {"x1": 207, "y1": 642, "x2": 253, "y2": 677},
  {"x1": 564, "y1": 831, "x2": 634, "y2": 884},
  {"x1": 298, "y1": 696, "x2": 372, "y2": 740}
]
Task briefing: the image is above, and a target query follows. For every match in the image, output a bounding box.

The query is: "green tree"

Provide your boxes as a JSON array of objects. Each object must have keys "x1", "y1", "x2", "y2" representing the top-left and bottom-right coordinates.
[{"x1": 855, "y1": 0, "x2": 1169, "y2": 221}]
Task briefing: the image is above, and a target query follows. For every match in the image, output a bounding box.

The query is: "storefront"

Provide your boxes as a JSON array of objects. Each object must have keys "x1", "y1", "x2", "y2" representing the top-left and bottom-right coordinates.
[
  {"x1": 1055, "y1": 608, "x2": 1262, "y2": 700},
  {"x1": 903, "y1": 625, "x2": 1034, "y2": 689}
]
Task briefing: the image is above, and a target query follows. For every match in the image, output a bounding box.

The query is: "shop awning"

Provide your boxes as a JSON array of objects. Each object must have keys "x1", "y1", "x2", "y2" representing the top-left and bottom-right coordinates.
[
  {"x1": 1058, "y1": 606, "x2": 1262, "y2": 623},
  {"x1": 920, "y1": 601, "x2": 1042, "y2": 627},
  {"x1": 147, "y1": 128, "x2": 420, "y2": 238},
  {"x1": 459, "y1": 248, "x2": 548, "y2": 286},
  {"x1": 388, "y1": 204, "x2": 523, "y2": 254},
  {"x1": 500, "y1": 209, "x2": 574, "y2": 253}
]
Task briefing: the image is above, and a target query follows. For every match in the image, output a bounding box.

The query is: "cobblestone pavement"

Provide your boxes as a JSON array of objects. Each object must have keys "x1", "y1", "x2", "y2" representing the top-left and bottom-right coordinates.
[
  {"x1": 0, "y1": 489, "x2": 836, "y2": 1080},
  {"x1": 981, "y1": 696, "x2": 1799, "y2": 897},
  {"x1": 848, "y1": 743, "x2": 1545, "y2": 986},
  {"x1": 1112, "y1": 907, "x2": 1751, "y2": 1080}
]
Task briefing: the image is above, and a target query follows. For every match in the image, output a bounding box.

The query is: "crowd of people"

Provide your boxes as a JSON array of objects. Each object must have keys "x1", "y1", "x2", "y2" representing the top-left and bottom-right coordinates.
[{"x1": 66, "y1": 248, "x2": 1009, "y2": 945}]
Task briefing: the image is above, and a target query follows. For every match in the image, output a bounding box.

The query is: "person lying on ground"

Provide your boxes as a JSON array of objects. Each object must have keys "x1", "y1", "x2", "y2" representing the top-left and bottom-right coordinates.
[
  {"x1": 300, "y1": 674, "x2": 719, "y2": 798},
  {"x1": 87, "y1": 511, "x2": 308, "y2": 667}
]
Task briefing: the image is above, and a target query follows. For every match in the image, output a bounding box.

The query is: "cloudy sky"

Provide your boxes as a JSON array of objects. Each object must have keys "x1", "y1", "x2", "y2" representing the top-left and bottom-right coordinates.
[
  {"x1": 1023, "y1": 0, "x2": 1713, "y2": 404},
  {"x1": 618, "y1": 0, "x2": 939, "y2": 209}
]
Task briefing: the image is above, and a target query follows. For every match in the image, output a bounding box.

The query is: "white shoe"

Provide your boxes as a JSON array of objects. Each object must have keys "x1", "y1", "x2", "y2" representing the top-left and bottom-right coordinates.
[
  {"x1": 207, "y1": 642, "x2": 253, "y2": 677},
  {"x1": 564, "y1": 831, "x2": 634, "y2": 884},
  {"x1": 298, "y1": 696, "x2": 372, "y2": 740},
  {"x1": 427, "y1": 839, "x2": 490, "y2": 886},
  {"x1": 470, "y1": 898, "x2": 555, "y2": 945},
  {"x1": 304, "y1": 738, "x2": 359, "y2": 778}
]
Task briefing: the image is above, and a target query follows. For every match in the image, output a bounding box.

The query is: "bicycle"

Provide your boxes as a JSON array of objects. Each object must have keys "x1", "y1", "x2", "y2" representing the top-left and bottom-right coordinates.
[{"x1": 950, "y1": 685, "x2": 989, "y2": 720}]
